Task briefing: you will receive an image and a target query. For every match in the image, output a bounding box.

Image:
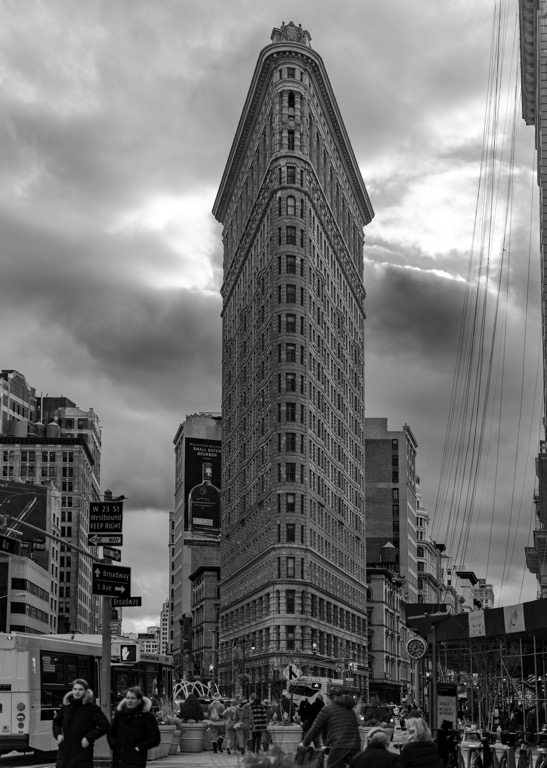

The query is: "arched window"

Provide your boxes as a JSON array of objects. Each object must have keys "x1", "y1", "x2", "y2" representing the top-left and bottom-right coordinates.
[{"x1": 286, "y1": 195, "x2": 296, "y2": 216}]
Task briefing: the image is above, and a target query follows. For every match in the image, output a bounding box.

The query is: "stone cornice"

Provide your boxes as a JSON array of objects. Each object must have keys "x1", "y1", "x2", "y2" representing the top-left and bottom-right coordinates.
[
  {"x1": 519, "y1": 0, "x2": 538, "y2": 125},
  {"x1": 213, "y1": 41, "x2": 374, "y2": 225}
]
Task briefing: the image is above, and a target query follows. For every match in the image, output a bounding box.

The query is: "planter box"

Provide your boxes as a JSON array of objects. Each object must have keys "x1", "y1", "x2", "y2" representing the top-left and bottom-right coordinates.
[
  {"x1": 159, "y1": 725, "x2": 176, "y2": 757},
  {"x1": 179, "y1": 722, "x2": 207, "y2": 753},
  {"x1": 268, "y1": 724, "x2": 303, "y2": 755}
]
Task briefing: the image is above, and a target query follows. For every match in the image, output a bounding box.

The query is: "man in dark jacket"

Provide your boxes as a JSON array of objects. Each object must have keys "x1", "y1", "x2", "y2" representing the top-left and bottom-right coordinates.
[
  {"x1": 350, "y1": 727, "x2": 402, "y2": 768},
  {"x1": 301, "y1": 687, "x2": 360, "y2": 768},
  {"x1": 52, "y1": 678, "x2": 110, "y2": 768},
  {"x1": 107, "y1": 687, "x2": 161, "y2": 768}
]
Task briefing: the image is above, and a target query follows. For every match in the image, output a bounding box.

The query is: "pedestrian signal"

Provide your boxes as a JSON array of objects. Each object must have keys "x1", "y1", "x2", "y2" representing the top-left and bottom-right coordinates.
[{"x1": 120, "y1": 644, "x2": 137, "y2": 662}]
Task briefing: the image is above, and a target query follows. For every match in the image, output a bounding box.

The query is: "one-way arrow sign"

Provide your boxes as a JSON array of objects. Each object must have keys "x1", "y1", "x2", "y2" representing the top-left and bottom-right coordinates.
[{"x1": 92, "y1": 564, "x2": 131, "y2": 597}]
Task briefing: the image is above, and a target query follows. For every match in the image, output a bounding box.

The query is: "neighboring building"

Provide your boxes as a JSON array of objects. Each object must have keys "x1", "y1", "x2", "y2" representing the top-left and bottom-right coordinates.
[
  {"x1": 213, "y1": 21, "x2": 373, "y2": 697},
  {"x1": 0, "y1": 371, "x2": 102, "y2": 632},
  {"x1": 0, "y1": 481, "x2": 61, "y2": 633},
  {"x1": 519, "y1": 4, "x2": 547, "y2": 596},
  {"x1": 189, "y1": 565, "x2": 220, "y2": 683},
  {"x1": 170, "y1": 413, "x2": 222, "y2": 678},
  {"x1": 160, "y1": 598, "x2": 170, "y2": 655},
  {"x1": 415, "y1": 483, "x2": 443, "y2": 605},
  {"x1": 366, "y1": 564, "x2": 408, "y2": 703},
  {"x1": 473, "y1": 578, "x2": 495, "y2": 610},
  {"x1": 364, "y1": 418, "x2": 419, "y2": 602}
]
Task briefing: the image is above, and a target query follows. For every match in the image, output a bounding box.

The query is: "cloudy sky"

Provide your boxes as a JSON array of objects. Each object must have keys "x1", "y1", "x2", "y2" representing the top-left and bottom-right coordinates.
[{"x1": 1, "y1": 0, "x2": 542, "y2": 632}]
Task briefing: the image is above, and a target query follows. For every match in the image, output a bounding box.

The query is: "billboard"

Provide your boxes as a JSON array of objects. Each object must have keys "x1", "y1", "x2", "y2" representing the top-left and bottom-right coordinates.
[
  {"x1": 0, "y1": 480, "x2": 49, "y2": 570},
  {"x1": 184, "y1": 438, "x2": 221, "y2": 532}
]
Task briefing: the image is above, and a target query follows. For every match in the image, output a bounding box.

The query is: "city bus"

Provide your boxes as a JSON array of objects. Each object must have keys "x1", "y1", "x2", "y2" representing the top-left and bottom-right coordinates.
[{"x1": 0, "y1": 632, "x2": 173, "y2": 755}]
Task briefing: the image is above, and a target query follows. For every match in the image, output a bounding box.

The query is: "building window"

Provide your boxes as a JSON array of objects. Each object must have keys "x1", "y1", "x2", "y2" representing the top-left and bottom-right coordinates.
[
  {"x1": 286, "y1": 590, "x2": 296, "y2": 613},
  {"x1": 287, "y1": 557, "x2": 295, "y2": 578},
  {"x1": 286, "y1": 493, "x2": 295, "y2": 513},
  {"x1": 288, "y1": 131, "x2": 295, "y2": 151},
  {"x1": 286, "y1": 284, "x2": 297, "y2": 303},
  {"x1": 287, "y1": 166, "x2": 296, "y2": 184},
  {"x1": 286, "y1": 314, "x2": 296, "y2": 332},
  {"x1": 286, "y1": 226, "x2": 296, "y2": 245},
  {"x1": 286, "y1": 344, "x2": 296, "y2": 362},
  {"x1": 392, "y1": 504, "x2": 399, "y2": 517},
  {"x1": 286, "y1": 432, "x2": 296, "y2": 452},
  {"x1": 392, "y1": 472, "x2": 399, "y2": 483},
  {"x1": 286, "y1": 524, "x2": 296, "y2": 542},
  {"x1": 286, "y1": 463, "x2": 296, "y2": 482},
  {"x1": 392, "y1": 439, "x2": 398, "y2": 450},
  {"x1": 417, "y1": 546, "x2": 424, "y2": 558},
  {"x1": 286, "y1": 254, "x2": 296, "y2": 273},
  {"x1": 392, "y1": 489, "x2": 399, "y2": 501},
  {"x1": 287, "y1": 67, "x2": 295, "y2": 78},
  {"x1": 286, "y1": 403, "x2": 296, "y2": 421},
  {"x1": 286, "y1": 373, "x2": 296, "y2": 392},
  {"x1": 287, "y1": 197, "x2": 296, "y2": 217}
]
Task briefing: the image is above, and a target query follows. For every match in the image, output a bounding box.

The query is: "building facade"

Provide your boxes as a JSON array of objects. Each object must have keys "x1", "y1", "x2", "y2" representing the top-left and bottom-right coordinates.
[
  {"x1": 519, "y1": 2, "x2": 547, "y2": 595},
  {"x1": 170, "y1": 413, "x2": 222, "y2": 678},
  {"x1": 364, "y1": 418, "x2": 419, "y2": 603},
  {"x1": 213, "y1": 21, "x2": 373, "y2": 696},
  {"x1": 0, "y1": 371, "x2": 102, "y2": 632}
]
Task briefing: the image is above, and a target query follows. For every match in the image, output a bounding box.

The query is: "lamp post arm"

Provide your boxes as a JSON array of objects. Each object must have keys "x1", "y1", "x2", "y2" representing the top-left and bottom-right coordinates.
[{"x1": 1, "y1": 515, "x2": 102, "y2": 561}]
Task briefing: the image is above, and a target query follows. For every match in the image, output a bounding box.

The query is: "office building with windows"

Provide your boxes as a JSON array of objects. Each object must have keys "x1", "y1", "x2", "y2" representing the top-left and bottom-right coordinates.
[
  {"x1": 0, "y1": 371, "x2": 102, "y2": 632},
  {"x1": 213, "y1": 21, "x2": 373, "y2": 695}
]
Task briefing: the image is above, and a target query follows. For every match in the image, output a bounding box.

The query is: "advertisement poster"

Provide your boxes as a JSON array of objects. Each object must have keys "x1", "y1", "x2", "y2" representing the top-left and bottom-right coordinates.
[
  {"x1": 0, "y1": 480, "x2": 48, "y2": 569},
  {"x1": 184, "y1": 438, "x2": 221, "y2": 532},
  {"x1": 437, "y1": 683, "x2": 458, "y2": 727}
]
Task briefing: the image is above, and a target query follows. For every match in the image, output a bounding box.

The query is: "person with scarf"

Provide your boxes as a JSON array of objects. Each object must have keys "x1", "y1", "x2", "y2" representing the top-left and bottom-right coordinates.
[{"x1": 107, "y1": 686, "x2": 161, "y2": 768}]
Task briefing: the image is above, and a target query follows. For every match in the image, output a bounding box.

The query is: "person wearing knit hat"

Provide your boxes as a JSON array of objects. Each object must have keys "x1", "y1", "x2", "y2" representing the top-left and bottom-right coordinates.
[{"x1": 350, "y1": 727, "x2": 403, "y2": 768}]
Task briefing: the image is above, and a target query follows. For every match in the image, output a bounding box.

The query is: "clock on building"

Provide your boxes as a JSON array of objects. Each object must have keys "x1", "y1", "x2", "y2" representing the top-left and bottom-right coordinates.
[{"x1": 406, "y1": 636, "x2": 427, "y2": 660}]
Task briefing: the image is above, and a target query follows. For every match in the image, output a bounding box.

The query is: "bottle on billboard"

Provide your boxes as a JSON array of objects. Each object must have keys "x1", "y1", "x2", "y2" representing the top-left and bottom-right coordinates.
[{"x1": 189, "y1": 461, "x2": 220, "y2": 531}]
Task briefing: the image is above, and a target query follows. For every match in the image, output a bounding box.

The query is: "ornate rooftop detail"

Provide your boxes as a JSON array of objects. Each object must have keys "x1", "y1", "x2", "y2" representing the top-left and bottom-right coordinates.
[{"x1": 271, "y1": 21, "x2": 312, "y2": 47}]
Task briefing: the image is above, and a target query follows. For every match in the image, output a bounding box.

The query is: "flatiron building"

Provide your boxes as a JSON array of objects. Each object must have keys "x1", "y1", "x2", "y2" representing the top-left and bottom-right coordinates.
[{"x1": 213, "y1": 21, "x2": 374, "y2": 695}]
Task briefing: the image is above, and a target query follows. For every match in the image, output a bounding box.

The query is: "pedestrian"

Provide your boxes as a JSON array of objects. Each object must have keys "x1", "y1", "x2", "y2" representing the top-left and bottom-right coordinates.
[
  {"x1": 350, "y1": 726, "x2": 403, "y2": 768},
  {"x1": 301, "y1": 686, "x2": 360, "y2": 768},
  {"x1": 107, "y1": 686, "x2": 161, "y2": 768},
  {"x1": 261, "y1": 699, "x2": 274, "y2": 751},
  {"x1": 208, "y1": 693, "x2": 226, "y2": 753},
  {"x1": 400, "y1": 717, "x2": 441, "y2": 768},
  {"x1": 52, "y1": 678, "x2": 110, "y2": 768},
  {"x1": 299, "y1": 698, "x2": 312, "y2": 732},
  {"x1": 234, "y1": 698, "x2": 253, "y2": 754},
  {"x1": 223, "y1": 699, "x2": 238, "y2": 755},
  {"x1": 308, "y1": 693, "x2": 325, "y2": 749},
  {"x1": 250, "y1": 695, "x2": 268, "y2": 753}
]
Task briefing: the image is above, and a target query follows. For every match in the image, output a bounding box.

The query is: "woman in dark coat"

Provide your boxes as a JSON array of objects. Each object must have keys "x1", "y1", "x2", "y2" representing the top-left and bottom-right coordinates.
[
  {"x1": 400, "y1": 717, "x2": 442, "y2": 768},
  {"x1": 107, "y1": 686, "x2": 161, "y2": 768},
  {"x1": 52, "y1": 678, "x2": 110, "y2": 768}
]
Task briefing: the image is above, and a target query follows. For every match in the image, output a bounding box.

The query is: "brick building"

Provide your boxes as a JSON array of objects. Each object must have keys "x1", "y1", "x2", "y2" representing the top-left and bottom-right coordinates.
[{"x1": 212, "y1": 21, "x2": 373, "y2": 695}]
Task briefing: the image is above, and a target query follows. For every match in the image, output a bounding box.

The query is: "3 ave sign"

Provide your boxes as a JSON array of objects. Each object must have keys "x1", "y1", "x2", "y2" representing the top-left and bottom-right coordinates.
[
  {"x1": 92, "y1": 564, "x2": 131, "y2": 597},
  {"x1": 89, "y1": 501, "x2": 123, "y2": 534}
]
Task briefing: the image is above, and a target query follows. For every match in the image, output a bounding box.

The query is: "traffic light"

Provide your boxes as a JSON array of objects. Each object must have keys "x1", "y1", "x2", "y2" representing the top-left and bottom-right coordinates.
[{"x1": 120, "y1": 644, "x2": 137, "y2": 662}]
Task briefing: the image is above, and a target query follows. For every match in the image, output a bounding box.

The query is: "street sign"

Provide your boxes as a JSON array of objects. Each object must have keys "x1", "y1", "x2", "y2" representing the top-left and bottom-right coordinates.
[
  {"x1": 112, "y1": 596, "x2": 142, "y2": 607},
  {"x1": 283, "y1": 664, "x2": 301, "y2": 680},
  {"x1": 92, "y1": 564, "x2": 131, "y2": 597},
  {"x1": 88, "y1": 533, "x2": 123, "y2": 546},
  {"x1": 89, "y1": 501, "x2": 123, "y2": 534},
  {"x1": 102, "y1": 546, "x2": 122, "y2": 562}
]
